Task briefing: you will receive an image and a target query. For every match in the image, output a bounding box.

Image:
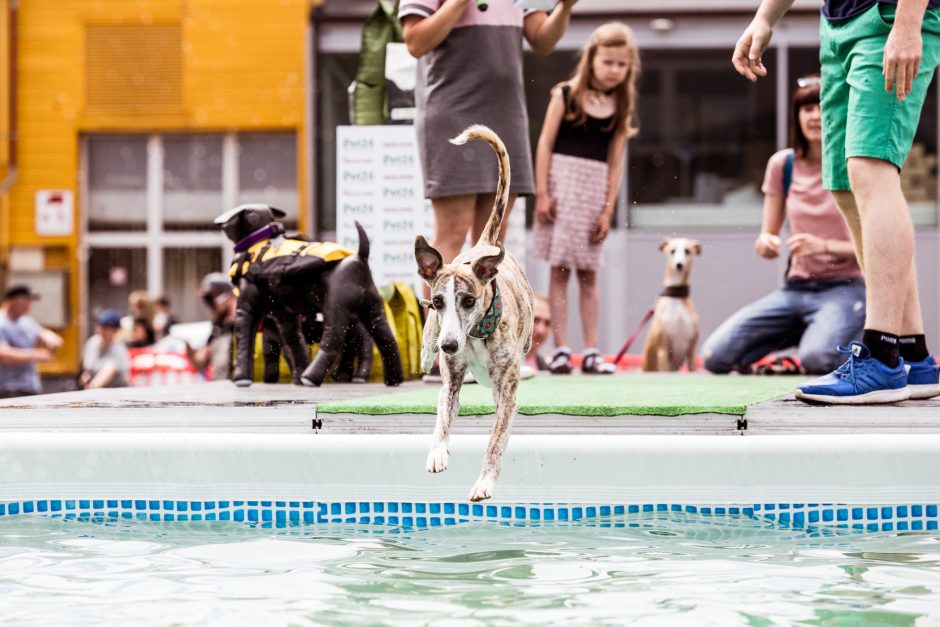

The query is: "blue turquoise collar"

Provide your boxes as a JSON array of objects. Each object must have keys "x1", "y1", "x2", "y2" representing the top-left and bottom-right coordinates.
[{"x1": 469, "y1": 282, "x2": 502, "y2": 340}]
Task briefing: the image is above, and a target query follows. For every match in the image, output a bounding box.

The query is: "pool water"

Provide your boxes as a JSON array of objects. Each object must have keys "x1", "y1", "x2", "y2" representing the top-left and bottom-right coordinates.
[{"x1": 2, "y1": 512, "x2": 939, "y2": 625}]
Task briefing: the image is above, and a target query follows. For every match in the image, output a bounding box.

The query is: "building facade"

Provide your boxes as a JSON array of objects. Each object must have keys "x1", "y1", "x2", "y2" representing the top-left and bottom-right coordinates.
[
  {"x1": 1, "y1": 0, "x2": 317, "y2": 374},
  {"x1": 2, "y1": 0, "x2": 938, "y2": 375}
]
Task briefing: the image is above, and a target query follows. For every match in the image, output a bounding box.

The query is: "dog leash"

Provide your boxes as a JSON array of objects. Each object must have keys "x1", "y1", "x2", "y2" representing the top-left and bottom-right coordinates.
[
  {"x1": 612, "y1": 286, "x2": 690, "y2": 365},
  {"x1": 612, "y1": 307, "x2": 654, "y2": 365}
]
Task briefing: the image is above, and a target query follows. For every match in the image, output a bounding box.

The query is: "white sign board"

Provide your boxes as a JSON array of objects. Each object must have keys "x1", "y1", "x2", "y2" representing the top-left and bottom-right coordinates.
[
  {"x1": 35, "y1": 190, "x2": 74, "y2": 236},
  {"x1": 335, "y1": 126, "x2": 434, "y2": 291},
  {"x1": 336, "y1": 125, "x2": 526, "y2": 292}
]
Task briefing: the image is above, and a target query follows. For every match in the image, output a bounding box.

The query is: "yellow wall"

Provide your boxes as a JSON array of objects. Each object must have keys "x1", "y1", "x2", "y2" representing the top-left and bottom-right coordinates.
[
  {"x1": 1, "y1": 0, "x2": 11, "y2": 273},
  {"x1": 5, "y1": 0, "x2": 319, "y2": 374}
]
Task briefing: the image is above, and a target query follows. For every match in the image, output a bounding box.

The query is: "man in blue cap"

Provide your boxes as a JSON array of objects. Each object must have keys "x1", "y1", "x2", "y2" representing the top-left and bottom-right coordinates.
[
  {"x1": 78, "y1": 308, "x2": 131, "y2": 390},
  {"x1": 0, "y1": 284, "x2": 64, "y2": 398}
]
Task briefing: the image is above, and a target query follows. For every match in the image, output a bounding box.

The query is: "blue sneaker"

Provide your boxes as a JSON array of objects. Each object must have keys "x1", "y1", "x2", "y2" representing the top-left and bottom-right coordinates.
[
  {"x1": 795, "y1": 342, "x2": 910, "y2": 405},
  {"x1": 906, "y1": 355, "x2": 940, "y2": 400}
]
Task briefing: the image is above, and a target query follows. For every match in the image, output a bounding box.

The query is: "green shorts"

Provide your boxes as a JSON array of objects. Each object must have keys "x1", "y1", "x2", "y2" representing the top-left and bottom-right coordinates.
[{"x1": 819, "y1": 2, "x2": 940, "y2": 191}]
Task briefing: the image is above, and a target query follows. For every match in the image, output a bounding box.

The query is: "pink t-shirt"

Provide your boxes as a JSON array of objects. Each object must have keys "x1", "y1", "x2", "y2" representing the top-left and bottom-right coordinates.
[{"x1": 761, "y1": 149, "x2": 862, "y2": 282}]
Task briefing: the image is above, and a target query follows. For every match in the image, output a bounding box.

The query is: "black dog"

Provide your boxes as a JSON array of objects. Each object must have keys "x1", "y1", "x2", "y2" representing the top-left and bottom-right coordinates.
[
  {"x1": 214, "y1": 203, "x2": 403, "y2": 387},
  {"x1": 260, "y1": 313, "x2": 375, "y2": 384}
]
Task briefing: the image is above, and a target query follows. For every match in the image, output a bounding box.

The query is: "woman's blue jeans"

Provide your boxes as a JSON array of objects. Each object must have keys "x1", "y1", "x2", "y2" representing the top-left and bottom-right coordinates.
[{"x1": 701, "y1": 279, "x2": 866, "y2": 374}]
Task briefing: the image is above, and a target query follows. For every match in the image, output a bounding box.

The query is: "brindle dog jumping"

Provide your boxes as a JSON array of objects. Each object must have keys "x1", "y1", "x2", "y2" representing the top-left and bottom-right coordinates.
[{"x1": 415, "y1": 125, "x2": 534, "y2": 502}]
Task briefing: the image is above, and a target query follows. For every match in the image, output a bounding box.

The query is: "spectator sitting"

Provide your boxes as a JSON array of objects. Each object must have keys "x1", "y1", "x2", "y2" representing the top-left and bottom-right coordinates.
[
  {"x1": 153, "y1": 294, "x2": 179, "y2": 340},
  {"x1": 79, "y1": 308, "x2": 131, "y2": 390},
  {"x1": 0, "y1": 284, "x2": 63, "y2": 398},
  {"x1": 701, "y1": 75, "x2": 864, "y2": 375},
  {"x1": 120, "y1": 290, "x2": 155, "y2": 342},
  {"x1": 126, "y1": 317, "x2": 156, "y2": 349},
  {"x1": 187, "y1": 273, "x2": 237, "y2": 381},
  {"x1": 524, "y1": 293, "x2": 551, "y2": 371}
]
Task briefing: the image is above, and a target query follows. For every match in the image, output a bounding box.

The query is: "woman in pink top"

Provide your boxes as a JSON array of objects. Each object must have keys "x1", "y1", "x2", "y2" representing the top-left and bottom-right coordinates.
[{"x1": 702, "y1": 75, "x2": 865, "y2": 374}]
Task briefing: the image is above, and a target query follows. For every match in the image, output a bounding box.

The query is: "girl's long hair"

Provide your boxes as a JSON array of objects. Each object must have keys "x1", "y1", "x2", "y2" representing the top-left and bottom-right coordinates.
[
  {"x1": 565, "y1": 22, "x2": 640, "y2": 138},
  {"x1": 791, "y1": 74, "x2": 821, "y2": 159}
]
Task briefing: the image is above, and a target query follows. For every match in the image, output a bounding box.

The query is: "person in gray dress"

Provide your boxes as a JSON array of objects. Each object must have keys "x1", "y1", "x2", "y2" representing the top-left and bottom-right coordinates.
[{"x1": 399, "y1": 0, "x2": 578, "y2": 265}]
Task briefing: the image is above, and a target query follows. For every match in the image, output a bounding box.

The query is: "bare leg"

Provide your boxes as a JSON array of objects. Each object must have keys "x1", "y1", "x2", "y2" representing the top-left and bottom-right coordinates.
[
  {"x1": 549, "y1": 266, "x2": 570, "y2": 348},
  {"x1": 471, "y1": 193, "x2": 517, "y2": 244},
  {"x1": 424, "y1": 195, "x2": 477, "y2": 300},
  {"x1": 831, "y1": 190, "x2": 865, "y2": 272},
  {"x1": 846, "y1": 157, "x2": 920, "y2": 335},
  {"x1": 576, "y1": 269, "x2": 599, "y2": 348}
]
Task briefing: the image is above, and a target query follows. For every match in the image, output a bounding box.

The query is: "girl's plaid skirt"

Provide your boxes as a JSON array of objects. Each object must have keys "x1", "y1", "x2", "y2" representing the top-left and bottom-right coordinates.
[{"x1": 532, "y1": 153, "x2": 609, "y2": 271}]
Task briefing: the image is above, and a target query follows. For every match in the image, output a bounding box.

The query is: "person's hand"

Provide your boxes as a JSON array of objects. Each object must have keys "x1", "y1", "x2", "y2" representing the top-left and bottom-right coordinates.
[
  {"x1": 35, "y1": 348, "x2": 52, "y2": 363},
  {"x1": 535, "y1": 191, "x2": 555, "y2": 224},
  {"x1": 41, "y1": 331, "x2": 63, "y2": 351},
  {"x1": 787, "y1": 233, "x2": 827, "y2": 257},
  {"x1": 591, "y1": 213, "x2": 612, "y2": 243},
  {"x1": 560, "y1": 0, "x2": 579, "y2": 9},
  {"x1": 884, "y1": 21, "x2": 922, "y2": 101},
  {"x1": 754, "y1": 232, "x2": 781, "y2": 258},
  {"x1": 732, "y1": 16, "x2": 773, "y2": 81}
]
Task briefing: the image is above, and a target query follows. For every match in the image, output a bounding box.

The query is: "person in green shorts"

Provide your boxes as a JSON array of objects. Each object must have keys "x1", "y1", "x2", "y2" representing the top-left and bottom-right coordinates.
[{"x1": 732, "y1": 0, "x2": 940, "y2": 404}]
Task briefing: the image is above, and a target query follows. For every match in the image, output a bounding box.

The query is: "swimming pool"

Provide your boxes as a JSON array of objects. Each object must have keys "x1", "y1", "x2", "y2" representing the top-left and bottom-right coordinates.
[
  {"x1": 2, "y1": 510, "x2": 940, "y2": 624},
  {"x1": 3, "y1": 432, "x2": 940, "y2": 530},
  {"x1": 3, "y1": 430, "x2": 940, "y2": 623}
]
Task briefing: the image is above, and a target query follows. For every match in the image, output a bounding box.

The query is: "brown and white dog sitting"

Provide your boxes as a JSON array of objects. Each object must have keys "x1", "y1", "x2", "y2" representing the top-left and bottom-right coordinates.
[
  {"x1": 641, "y1": 237, "x2": 701, "y2": 372},
  {"x1": 415, "y1": 125, "x2": 534, "y2": 502}
]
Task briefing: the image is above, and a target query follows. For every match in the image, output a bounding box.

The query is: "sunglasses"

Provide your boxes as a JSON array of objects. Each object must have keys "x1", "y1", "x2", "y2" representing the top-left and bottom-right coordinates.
[{"x1": 797, "y1": 76, "x2": 821, "y2": 89}]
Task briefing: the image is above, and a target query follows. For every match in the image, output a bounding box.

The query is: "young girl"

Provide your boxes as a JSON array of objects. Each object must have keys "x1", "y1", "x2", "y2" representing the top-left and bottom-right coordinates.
[{"x1": 533, "y1": 22, "x2": 639, "y2": 375}]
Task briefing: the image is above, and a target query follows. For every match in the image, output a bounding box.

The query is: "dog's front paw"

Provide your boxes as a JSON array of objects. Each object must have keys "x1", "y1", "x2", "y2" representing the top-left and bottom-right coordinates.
[
  {"x1": 421, "y1": 345, "x2": 438, "y2": 373},
  {"x1": 425, "y1": 444, "x2": 449, "y2": 473},
  {"x1": 468, "y1": 475, "x2": 496, "y2": 502}
]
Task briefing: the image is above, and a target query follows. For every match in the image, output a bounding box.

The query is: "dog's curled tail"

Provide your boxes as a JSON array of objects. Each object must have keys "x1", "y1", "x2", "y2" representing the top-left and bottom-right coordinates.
[
  {"x1": 450, "y1": 125, "x2": 510, "y2": 247},
  {"x1": 355, "y1": 220, "x2": 370, "y2": 261}
]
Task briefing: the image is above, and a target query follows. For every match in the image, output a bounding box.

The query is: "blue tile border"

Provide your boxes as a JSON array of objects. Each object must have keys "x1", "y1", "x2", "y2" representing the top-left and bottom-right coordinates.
[{"x1": 0, "y1": 499, "x2": 939, "y2": 531}]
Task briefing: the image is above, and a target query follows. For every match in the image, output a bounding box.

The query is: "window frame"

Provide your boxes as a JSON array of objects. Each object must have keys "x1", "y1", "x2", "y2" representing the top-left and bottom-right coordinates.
[{"x1": 79, "y1": 131, "x2": 298, "y2": 338}]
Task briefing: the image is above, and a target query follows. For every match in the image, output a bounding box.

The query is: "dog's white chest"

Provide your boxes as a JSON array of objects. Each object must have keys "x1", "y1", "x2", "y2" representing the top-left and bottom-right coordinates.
[
  {"x1": 466, "y1": 339, "x2": 494, "y2": 388},
  {"x1": 657, "y1": 299, "x2": 696, "y2": 351}
]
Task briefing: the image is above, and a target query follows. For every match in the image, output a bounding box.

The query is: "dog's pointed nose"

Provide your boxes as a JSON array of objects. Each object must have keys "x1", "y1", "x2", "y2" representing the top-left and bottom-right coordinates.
[
  {"x1": 440, "y1": 339, "x2": 459, "y2": 354},
  {"x1": 675, "y1": 262, "x2": 685, "y2": 271}
]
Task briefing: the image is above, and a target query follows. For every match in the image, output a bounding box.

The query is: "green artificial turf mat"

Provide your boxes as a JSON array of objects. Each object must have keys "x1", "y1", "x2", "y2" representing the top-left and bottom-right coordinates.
[{"x1": 317, "y1": 374, "x2": 807, "y2": 417}]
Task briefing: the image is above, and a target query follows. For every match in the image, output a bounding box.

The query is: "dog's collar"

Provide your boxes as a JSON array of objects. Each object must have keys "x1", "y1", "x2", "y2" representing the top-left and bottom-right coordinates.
[
  {"x1": 469, "y1": 282, "x2": 502, "y2": 340},
  {"x1": 234, "y1": 223, "x2": 284, "y2": 253},
  {"x1": 660, "y1": 285, "x2": 689, "y2": 298}
]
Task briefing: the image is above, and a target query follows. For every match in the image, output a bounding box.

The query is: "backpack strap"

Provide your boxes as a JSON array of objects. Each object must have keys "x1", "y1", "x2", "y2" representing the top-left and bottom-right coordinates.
[
  {"x1": 782, "y1": 150, "x2": 795, "y2": 281},
  {"x1": 782, "y1": 150, "x2": 794, "y2": 198}
]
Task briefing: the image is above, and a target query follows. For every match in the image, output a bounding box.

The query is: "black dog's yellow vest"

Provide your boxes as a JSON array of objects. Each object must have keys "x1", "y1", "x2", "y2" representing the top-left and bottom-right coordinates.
[{"x1": 229, "y1": 238, "x2": 355, "y2": 286}]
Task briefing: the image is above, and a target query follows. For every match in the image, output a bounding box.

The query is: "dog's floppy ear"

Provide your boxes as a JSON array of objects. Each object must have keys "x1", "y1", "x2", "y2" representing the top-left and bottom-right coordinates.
[
  {"x1": 659, "y1": 238, "x2": 670, "y2": 252},
  {"x1": 415, "y1": 235, "x2": 443, "y2": 283},
  {"x1": 692, "y1": 240, "x2": 702, "y2": 256},
  {"x1": 471, "y1": 244, "x2": 504, "y2": 282}
]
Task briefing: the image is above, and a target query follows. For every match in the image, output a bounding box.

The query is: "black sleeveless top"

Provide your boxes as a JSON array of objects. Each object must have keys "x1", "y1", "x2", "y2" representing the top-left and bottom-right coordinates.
[{"x1": 552, "y1": 85, "x2": 614, "y2": 163}]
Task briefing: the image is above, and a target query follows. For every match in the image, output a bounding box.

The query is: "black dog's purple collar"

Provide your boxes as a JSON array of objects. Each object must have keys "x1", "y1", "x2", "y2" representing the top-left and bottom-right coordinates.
[{"x1": 234, "y1": 223, "x2": 283, "y2": 253}]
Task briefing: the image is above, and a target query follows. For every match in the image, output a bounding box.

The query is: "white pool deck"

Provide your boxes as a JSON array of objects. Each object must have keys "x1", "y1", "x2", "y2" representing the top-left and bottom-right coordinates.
[
  {"x1": 0, "y1": 374, "x2": 938, "y2": 435},
  {"x1": 3, "y1": 375, "x2": 940, "y2": 508}
]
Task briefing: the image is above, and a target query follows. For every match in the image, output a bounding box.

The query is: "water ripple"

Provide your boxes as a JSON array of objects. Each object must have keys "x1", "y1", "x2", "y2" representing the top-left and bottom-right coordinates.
[{"x1": 0, "y1": 513, "x2": 939, "y2": 625}]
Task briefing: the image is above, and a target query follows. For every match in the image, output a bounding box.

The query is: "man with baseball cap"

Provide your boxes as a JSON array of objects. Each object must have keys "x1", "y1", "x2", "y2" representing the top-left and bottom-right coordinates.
[
  {"x1": 0, "y1": 284, "x2": 64, "y2": 397},
  {"x1": 78, "y1": 308, "x2": 131, "y2": 390},
  {"x1": 187, "y1": 272, "x2": 237, "y2": 380}
]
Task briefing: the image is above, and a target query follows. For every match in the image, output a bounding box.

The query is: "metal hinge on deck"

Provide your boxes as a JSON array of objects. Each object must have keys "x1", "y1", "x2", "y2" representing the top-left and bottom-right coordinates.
[
  {"x1": 312, "y1": 418, "x2": 322, "y2": 431},
  {"x1": 736, "y1": 418, "x2": 748, "y2": 431}
]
